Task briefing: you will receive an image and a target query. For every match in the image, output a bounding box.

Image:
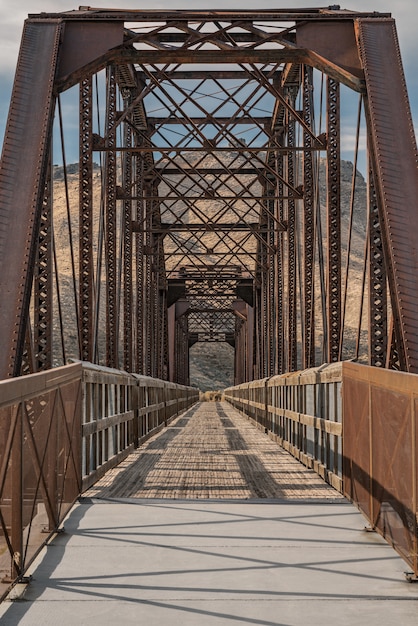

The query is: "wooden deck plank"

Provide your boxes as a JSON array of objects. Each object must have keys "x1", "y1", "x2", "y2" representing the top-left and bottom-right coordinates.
[{"x1": 85, "y1": 402, "x2": 343, "y2": 500}]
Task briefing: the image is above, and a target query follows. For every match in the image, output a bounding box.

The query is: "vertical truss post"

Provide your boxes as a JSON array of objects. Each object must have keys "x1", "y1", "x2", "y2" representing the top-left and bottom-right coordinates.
[
  {"x1": 286, "y1": 87, "x2": 298, "y2": 372},
  {"x1": 122, "y1": 95, "x2": 133, "y2": 372},
  {"x1": 33, "y1": 153, "x2": 53, "y2": 372},
  {"x1": 79, "y1": 76, "x2": 94, "y2": 363},
  {"x1": 11, "y1": 405, "x2": 23, "y2": 581},
  {"x1": 302, "y1": 65, "x2": 315, "y2": 369},
  {"x1": 368, "y1": 162, "x2": 388, "y2": 367},
  {"x1": 276, "y1": 152, "x2": 285, "y2": 374},
  {"x1": 357, "y1": 17, "x2": 418, "y2": 372},
  {"x1": 151, "y1": 183, "x2": 161, "y2": 378},
  {"x1": 266, "y1": 169, "x2": 276, "y2": 376},
  {"x1": 144, "y1": 182, "x2": 154, "y2": 377},
  {"x1": 105, "y1": 65, "x2": 118, "y2": 368},
  {"x1": 156, "y1": 240, "x2": 168, "y2": 379},
  {"x1": 254, "y1": 277, "x2": 262, "y2": 379},
  {"x1": 135, "y1": 154, "x2": 145, "y2": 375},
  {"x1": 159, "y1": 287, "x2": 168, "y2": 379},
  {"x1": 234, "y1": 317, "x2": 243, "y2": 384},
  {"x1": 153, "y1": 236, "x2": 161, "y2": 378},
  {"x1": 326, "y1": 77, "x2": 341, "y2": 363},
  {"x1": 259, "y1": 194, "x2": 269, "y2": 378},
  {"x1": 152, "y1": 207, "x2": 168, "y2": 379},
  {"x1": 175, "y1": 317, "x2": 189, "y2": 385}
]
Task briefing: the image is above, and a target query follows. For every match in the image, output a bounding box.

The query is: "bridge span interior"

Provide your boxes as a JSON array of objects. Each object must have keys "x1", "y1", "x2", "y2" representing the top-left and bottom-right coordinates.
[
  {"x1": 0, "y1": 4, "x2": 418, "y2": 605},
  {"x1": 1, "y1": 7, "x2": 418, "y2": 385}
]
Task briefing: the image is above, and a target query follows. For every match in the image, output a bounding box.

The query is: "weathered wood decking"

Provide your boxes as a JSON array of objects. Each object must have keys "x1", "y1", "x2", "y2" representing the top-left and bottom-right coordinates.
[{"x1": 86, "y1": 401, "x2": 342, "y2": 500}]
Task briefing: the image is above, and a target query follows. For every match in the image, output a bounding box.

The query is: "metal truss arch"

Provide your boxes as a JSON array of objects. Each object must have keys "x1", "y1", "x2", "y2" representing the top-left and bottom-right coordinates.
[{"x1": 0, "y1": 8, "x2": 417, "y2": 383}]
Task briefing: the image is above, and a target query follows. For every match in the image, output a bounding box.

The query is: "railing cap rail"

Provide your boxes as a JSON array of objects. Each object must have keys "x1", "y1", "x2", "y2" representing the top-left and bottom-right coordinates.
[
  {"x1": 0, "y1": 362, "x2": 82, "y2": 407},
  {"x1": 225, "y1": 362, "x2": 344, "y2": 393}
]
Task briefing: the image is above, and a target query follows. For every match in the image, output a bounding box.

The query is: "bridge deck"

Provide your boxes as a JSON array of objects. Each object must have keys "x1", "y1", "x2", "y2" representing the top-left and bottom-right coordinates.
[
  {"x1": 85, "y1": 401, "x2": 340, "y2": 500},
  {"x1": 1, "y1": 401, "x2": 418, "y2": 624}
]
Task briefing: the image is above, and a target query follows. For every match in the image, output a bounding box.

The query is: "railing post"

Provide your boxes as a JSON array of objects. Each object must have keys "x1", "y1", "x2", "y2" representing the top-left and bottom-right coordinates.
[
  {"x1": 11, "y1": 404, "x2": 23, "y2": 581},
  {"x1": 47, "y1": 393, "x2": 58, "y2": 531},
  {"x1": 132, "y1": 379, "x2": 139, "y2": 447}
]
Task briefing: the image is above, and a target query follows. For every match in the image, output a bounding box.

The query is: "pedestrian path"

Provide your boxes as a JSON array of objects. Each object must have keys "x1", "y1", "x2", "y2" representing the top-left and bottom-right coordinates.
[
  {"x1": 1, "y1": 402, "x2": 418, "y2": 625},
  {"x1": 85, "y1": 401, "x2": 341, "y2": 500},
  {"x1": 1, "y1": 499, "x2": 418, "y2": 625}
]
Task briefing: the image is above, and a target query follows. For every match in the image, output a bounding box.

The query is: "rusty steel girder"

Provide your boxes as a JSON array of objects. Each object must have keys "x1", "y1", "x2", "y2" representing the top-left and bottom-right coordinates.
[{"x1": 0, "y1": 7, "x2": 416, "y2": 384}]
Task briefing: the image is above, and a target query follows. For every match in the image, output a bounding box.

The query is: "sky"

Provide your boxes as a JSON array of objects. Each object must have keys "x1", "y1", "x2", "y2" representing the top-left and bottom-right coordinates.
[{"x1": 0, "y1": 0, "x2": 417, "y2": 164}]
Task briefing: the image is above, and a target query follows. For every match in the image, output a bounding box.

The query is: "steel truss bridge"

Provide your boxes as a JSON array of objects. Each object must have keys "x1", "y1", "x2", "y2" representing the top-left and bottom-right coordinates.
[{"x1": 0, "y1": 6, "x2": 418, "y2": 593}]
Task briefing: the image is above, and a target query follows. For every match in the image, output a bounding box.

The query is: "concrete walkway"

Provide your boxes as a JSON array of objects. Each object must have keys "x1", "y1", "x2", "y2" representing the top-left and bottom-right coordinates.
[
  {"x1": 1, "y1": 498, "x2": 418, "y2": 625},
  {"x1": 1, "y1": 402, "x2": 418, "y2": 624}
]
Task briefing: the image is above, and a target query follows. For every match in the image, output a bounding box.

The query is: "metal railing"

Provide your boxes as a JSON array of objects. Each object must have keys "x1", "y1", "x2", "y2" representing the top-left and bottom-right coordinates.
[
  {"x1": 0, "y1": 362, "x2": 198, "y2": 597},
  {"x1": 81, "y1": 363, "x2": 199, "y2": 490},
  {"x1": 225, "y1": 361, "x2": 418, "y2": 577},
  {"x1": 224, "y1": 363, "x2": 343, "y2": 492},
  {"x1": 342, "y1": 362, "x2": 418, "y2": 580}
]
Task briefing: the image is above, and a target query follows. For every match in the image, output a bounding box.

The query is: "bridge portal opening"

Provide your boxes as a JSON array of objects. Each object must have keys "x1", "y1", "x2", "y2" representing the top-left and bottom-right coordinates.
[{"x1": 0, "y1": 7, "x2": 416, "y2": 382}]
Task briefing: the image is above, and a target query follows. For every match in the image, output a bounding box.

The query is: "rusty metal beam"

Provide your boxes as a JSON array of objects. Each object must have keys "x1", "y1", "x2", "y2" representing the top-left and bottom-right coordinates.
[
  {"x1": 2, "y1": 9, "x2": 416, "y2": 387},
  {"x1": 132, "y1": 222, "x2": 286, "y2": 233},
  {"x1": 326, "y1": 77, "x2": 341, "y2": 364},
  {"x1": 302, "y1": 65, "x2": 315, "y2": 369},
  {"x1": 33, "y1": 155, "x2": 53, "y2": 372},
  {"x1": 0, "y1": 21, "x2": 61, "y2": 379},
  {"x1": 357, "y1": 18, "x2": 418, "y2": 372},
  {"x1": 30, "y1": 9, "x2": 391, "y2": 21},
  {"x1": 79, "y1": 75, "x2": 94, "y2": 363},
  {"x1": 368, "y1": 163, "x2": 388, "y2": 368},
  {"x1": 105, "y1": 65, "x2": 119, "y2": 369}
]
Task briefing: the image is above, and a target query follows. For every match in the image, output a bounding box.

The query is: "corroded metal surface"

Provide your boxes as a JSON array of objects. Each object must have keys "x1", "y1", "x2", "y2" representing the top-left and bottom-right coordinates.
[
  {"x1": 2, "y1": 8, "x2": 414, "y2": 382},
  {"x1": 0, "y1": 363, "x2": 82, "y2": 597},
  {"x1": 357, "y1": 19, "x2": 418, "y2": 372},
  {"x1": 227, "y1": 361, "x2": 418, "y2": 576},
  {"x1": 342, "y1": 361, "x2": 418, "y2": 577},
  {"x1": 0, "y1": 361, "x2": 198, "y2": 598},
  {"x1": 0, "y1": 21, "x2": 61, "y2": 377}
]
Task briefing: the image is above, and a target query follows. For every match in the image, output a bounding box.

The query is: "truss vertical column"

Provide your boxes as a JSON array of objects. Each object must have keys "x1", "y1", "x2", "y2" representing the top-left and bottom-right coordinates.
[
  {"x1": 368, "y1": 162, "x2": 388, "y2": 367},
  {"x1": 135, "y1": 154, "x2": 145, "y2": 375},
  {"x1": 276, "y1": 152, "x2": 285, "y2": 374},
  {"x1": 156, "y1": 236, "x2": 168, "y2": 379},
  {"x1": 357, "y1": 18, "x2": 418, "y2": 372},
  {"x1": 267, "y1": 170, "x2": 276, "y2": 376},
  {"x1": 79, "y1": 76, "x2": 94, "y2": 363},
  {"x1": 259, "y1": 197, "x2": 269, "y2": 378},
  {"x1": 151, "y1": 206, "x2": 167, "y2": 379},
  {"x1": 150, "y1": 182, "x2": 163, "y2": 378},
  {"x1": 302, "y1": 65, "x2": 315, "y2": 369},
  {"x1": 122, "y1": 97, "x2": 133, "y2": 372},
  {"x1": 253, "y1": 275, "x2": 262, "y2": 379},
  {"x1": 159, "y1": 286, "x2": 168, "y2": 379},
  {"x1": 105, "y1": 65, "x2": 118, "y2": 369},
  {"x1": 175, "y1": 316, "x2": 189, "y2": 385},
  {"x1": 153, "y1": 236, "x2": 160, "y2": 378},
  {"x1": 33, "y1": 153, "x2": 53, "y2": 372},
  {"x1": 326, "y1": 77, "x2": 341, "y2": 363},
  {"x1": 286, "y1": 86, "x2": 298, "y2": 372},
  {"x1": 234, "y1": 316, "x2": 244, "y2": 384},
  {"x1": 144, "y1": 182, "x2": 154, "y2": 377}
]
